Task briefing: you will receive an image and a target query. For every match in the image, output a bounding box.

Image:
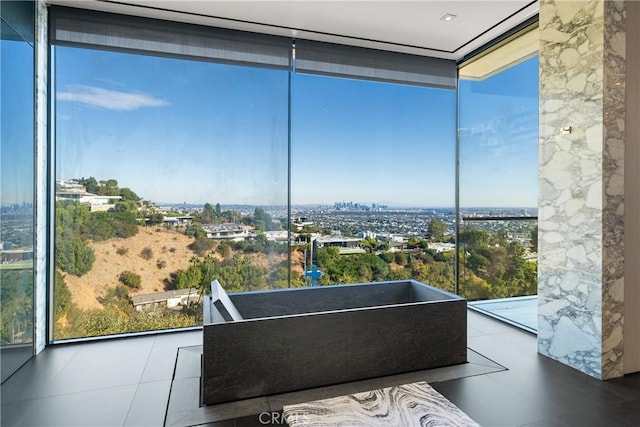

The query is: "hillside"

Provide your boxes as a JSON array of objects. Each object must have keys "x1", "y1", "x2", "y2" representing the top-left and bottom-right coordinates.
[
  {"x1": 62, "y1": 227, "x2": 195, "y2": 309},
  {"x1": 62, "y1": 226, "x2": 303, "y2": 310}
]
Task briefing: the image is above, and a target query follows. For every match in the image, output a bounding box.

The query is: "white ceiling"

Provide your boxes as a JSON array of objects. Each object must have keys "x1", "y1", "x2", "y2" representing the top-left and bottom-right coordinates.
[{"x1": 46, "y1": 0, "x2": 539, "y2": 60}]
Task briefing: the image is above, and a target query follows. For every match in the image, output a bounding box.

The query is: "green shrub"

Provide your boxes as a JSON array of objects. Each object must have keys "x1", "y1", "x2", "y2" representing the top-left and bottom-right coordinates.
[{"x1": 118, "y1": 271, "x2": 141, "y2": 289}]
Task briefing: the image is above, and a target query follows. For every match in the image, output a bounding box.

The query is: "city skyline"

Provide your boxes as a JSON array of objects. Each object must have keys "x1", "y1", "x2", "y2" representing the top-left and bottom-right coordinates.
[{"x1": 50, "y1": 47, "x2": 538, "y2": 208}]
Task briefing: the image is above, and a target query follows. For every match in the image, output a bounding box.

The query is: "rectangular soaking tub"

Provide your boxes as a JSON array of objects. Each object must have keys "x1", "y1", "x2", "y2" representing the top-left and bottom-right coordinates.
[{"x1": 202, "y1": 279, "x2": 467, "y2": 405}]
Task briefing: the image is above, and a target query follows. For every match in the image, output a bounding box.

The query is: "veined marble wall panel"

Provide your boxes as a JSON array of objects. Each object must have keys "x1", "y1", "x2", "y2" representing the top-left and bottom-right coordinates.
[
  {"x1": 601, "y1": 0, "x2": 626, "y2": 380},
  {"x1": 538, "y1": 0, "x2": 625, "y2": 380}
]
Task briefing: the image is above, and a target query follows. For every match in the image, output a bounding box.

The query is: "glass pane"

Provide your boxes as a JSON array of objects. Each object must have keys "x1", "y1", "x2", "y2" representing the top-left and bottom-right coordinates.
[
  {"x1": 292, "y1": 74, "x2": 456, "y2": 290},
  {"x1": 458, "y1": 56, "x2": 539, "y2": 301},
  {"x1": 1, "y1": 7, "x2": 35, "y2": 381},
  {"x1": 53, "y1": 46, "x2": 288, "y2": 339}
]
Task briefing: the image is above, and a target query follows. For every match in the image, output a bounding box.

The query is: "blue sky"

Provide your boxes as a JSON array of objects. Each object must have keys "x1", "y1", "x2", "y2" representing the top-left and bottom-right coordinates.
[
  {"x1": 459, "y1": 56, "x2": 539, "y2": 208},
  {"x1": 1, "y1": 37, "x2": 34, "y2": 206},
  {"x1": 54, "y1": 46, "x2": 538, "y2": 208}
]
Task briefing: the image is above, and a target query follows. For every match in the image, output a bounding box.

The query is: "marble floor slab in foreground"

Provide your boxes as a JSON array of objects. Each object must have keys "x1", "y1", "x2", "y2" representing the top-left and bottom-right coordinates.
[{"x1": 283, "y1": 381, "x2": 480, "y2": 427}]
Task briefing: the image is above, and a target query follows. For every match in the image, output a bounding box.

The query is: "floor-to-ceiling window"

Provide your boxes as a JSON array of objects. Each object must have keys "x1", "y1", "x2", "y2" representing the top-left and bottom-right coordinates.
[
  {"x1": 457, "y1": 26, "x2": 539, "y2": 330},
  {"x1": 291, "y1": 75, "x2": 456, "y2": 289},
  {"x1": 51, "y1": 8, "x2": 289, "y2": 339},
  {"x1": 290, "y1": 40, "x2": 457, "y2": 290},
  {"x1": 1, "y1": 0, "x2": 35, "y2": 380}
]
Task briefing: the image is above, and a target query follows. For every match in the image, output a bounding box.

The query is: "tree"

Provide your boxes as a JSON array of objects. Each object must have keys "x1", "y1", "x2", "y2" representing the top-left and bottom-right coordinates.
[
  {"x1": 254, "y1": 220, "x2": 266, "y2": 232},
  {"x1": 202, "y1": 203, "x2": 216, "y2": 224},
  {"x1": 56, "y1": 236, "x2": 95, "y2": 276},
  {"x1": 217, "y1": 241, "x2": 232, "y2": 258},
  {"x1": 95, "y1": 179, "x2": 120, "y2": 196},
  {"x1": 87, "y1": 212, "x2": 115, "y2": 241},
  {"x1": 458, "y1": 228, "x2": 489, "y2": 250},
  {"x1": 530, "y1": 225, "x2": 538, "y2": 251},
  {"x1": 185, "y1": 223, "x2": 206, "y2": 238},
  {"x1": 253, "y1": 207, "x2": 277, "y2": 231},
  {"x1": 54, "y1": 271, "x2": 74, "y2": 318},
  {"x1": 175, "y1": 265, "x2": 203, "y2": 289},
  {"x1": 407, "y1": 237, "x2": 420, "y2": 248},
  {"x1": 394, "y1": 251, "x2": 408, "y2": 266},
  {"x1": 427, "y1": 219, "x2": 448, "y2": 242},
  {"x1": 79, "y1": 176, "x2": 99, "y2": 194},
  {"x1": 362, "y1": 237, "x2": 377, "y2": 253},
  {"x1": 420, "y1": 261, "x2": 454, "y2": 293},
  {"x1": 113, "y1": 200, "x2": 138, "y2": 214},
  {"x1": 148, "y1": 213, "x2": 164, "y2": 225},
  {"x1": 119, "y1": 187, "x2": 140, "y2": 202}
]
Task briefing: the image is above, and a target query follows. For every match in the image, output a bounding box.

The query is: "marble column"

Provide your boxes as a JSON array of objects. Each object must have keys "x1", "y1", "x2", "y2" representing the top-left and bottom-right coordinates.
[
  {"x1": 538, "y1": 0, "x2": 626, "y2": 379},
  {"x1": 34, "y1": 0, "x2": 48, "y2": 354}
]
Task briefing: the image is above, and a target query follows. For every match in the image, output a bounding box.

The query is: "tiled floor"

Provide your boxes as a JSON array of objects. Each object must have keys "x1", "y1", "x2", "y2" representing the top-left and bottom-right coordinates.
[
  {"x1": 1, "y1": 313, "x2": 639, "y2": 427},
  {"x1": 469, "y1": 295, "x2": 537, "y2": 332},
  {"x1": 0, "y1": 330, "x2": 201, "y2": 427}
]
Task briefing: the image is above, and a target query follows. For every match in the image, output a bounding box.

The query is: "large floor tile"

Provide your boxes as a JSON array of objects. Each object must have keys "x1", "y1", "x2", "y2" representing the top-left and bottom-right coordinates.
[
  {"x1": 141, "y1": 331, "x2": 202, "y2": 383},
  {"x1": 556, "y1": 398, "x2": 640, "y2": 427},
  {"x1": 468, "y1": 334, "x2": 541, "y2": 370},
  {"x1": 432, "y1": 374, "x2": 549, "y2": 427},
  {"x1": 467, "y1": 311, "x2": 523, "y2": 336},
  {"x1": 124, "y1": 379, "x2": 172, "y2": 427},
  {"x1": 35, "y1": 336, "x2": 155, "y2": 397},
  {"x1": 19, "y1": 384, "x2": 137, "y2": 426},
  {"x1": 0, "y1": 398, "x2": 36, "y2": 426},
  {"x1": 489, "y1": 329, "x2": 538, "y2": 355},
  {"x1": 0, "y1": 344, "x2": 80, "y2": 403}
]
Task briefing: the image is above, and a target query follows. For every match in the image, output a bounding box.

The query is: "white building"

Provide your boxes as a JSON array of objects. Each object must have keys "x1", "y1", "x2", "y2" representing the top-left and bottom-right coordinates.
[
  {"x1": 131, "y1": 288, "x2": 200, "y2": 312},
  {"x1": 428, "y1": 242, "x2": 456, "y2": 253},
  {"x1": 203, "y1": 224, "x2": 254, "y2": 241},
  {"x1": 264, "y1": 230, "x2": 289, "y2": 242},
  {"x1": 56, "y1": 191, "x2": 122, "y2": 212}
]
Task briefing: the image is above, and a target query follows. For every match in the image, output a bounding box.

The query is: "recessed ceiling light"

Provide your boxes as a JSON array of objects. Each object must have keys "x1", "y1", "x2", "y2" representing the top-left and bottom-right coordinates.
[{"x1": 441, "y1": 14, "x2": 457, "y2": 22}]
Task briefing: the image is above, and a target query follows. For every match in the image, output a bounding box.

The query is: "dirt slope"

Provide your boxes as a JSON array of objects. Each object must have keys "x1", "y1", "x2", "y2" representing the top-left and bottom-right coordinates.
[
  {"x1": 63, "y1": 227, "x2": 196, "y2": 310},
  {"x1": 63, "y1": 227, "x2": 304, "y2": 310}
]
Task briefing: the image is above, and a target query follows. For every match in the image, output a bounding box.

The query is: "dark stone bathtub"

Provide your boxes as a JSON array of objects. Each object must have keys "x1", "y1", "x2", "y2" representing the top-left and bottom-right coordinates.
[{"x1": 202, "y1": 279, "x2": 467, "y2": 405}]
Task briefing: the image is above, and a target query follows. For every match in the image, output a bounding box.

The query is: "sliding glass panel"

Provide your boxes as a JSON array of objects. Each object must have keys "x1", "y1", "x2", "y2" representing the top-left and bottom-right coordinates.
[
  {"x1": 458, "y1": 54, "x2": 539, "y2": 302},
  {"x1": 53, "y1": 46, "x2": 288, "y2": 339},
  {"x1": 291, "y1": 74, "x2": 456, "y2": 289},
  {"x1": 1, "y1": 1, "x2": 35, "y2": 381}
]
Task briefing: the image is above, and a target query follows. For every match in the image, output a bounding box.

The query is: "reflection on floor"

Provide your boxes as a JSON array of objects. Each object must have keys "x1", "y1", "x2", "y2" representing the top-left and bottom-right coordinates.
[
  {"x1": 469, "y1": 295, "x2": 537, "y2": 333},
  {"x1": 2, "y1": 311, "x2": 639, "y2": 427}
]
